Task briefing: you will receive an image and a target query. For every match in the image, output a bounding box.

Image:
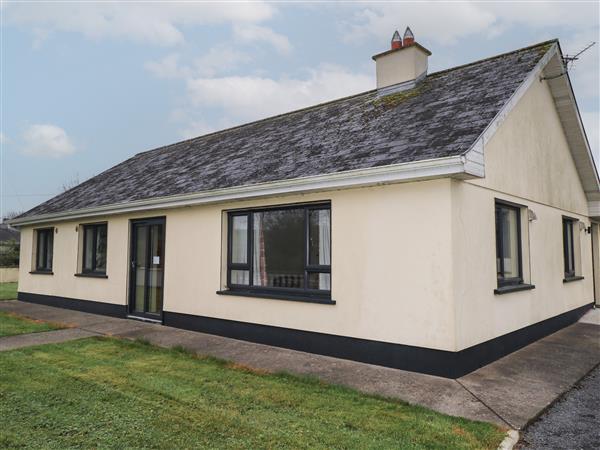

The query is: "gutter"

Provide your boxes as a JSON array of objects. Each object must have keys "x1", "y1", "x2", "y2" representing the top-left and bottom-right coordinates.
[{"x1": 8, "y1": 154, "x2": 479, "y2": 227}]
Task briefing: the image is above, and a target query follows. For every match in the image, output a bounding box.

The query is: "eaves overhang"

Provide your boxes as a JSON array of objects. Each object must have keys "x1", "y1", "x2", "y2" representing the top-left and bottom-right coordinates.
[
  {"x1": 8, "y1": 154, "x2": 481, "y2": 227},
  {"x1": 588, "y1": 200, "x2": 600, "y2": 221},
  {"x1": 543, "y1": 43, "x2": 600, "y2": 202}
]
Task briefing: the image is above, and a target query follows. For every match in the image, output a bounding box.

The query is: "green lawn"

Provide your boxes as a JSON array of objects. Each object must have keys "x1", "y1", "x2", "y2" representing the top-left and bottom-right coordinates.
[
  {"x1": 0, "y1": 282, "x2": 18, "y2": 300},
  {"x1": 0, "y1": 311, "x2": 65, "y2": 337},
  {"x1": 0, "y1": 338, "x2": 505, "y2": 449}
]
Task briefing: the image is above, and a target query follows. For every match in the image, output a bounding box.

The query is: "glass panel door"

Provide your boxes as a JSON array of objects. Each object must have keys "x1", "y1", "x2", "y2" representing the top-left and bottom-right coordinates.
[
  {"x1": 134, "y1": 225, "x2": 148, "y2": 313},
  {"x1": 147, "y1": 224, "x2": 164, "y2": 315},
  {"x1": 129, "y1": 218, "x2": 165, "y2": 319}
]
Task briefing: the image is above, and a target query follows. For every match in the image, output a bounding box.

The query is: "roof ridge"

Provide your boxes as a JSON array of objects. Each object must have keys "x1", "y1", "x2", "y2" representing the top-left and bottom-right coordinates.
[
  {"x1": 131, "y1": 39, "x2": 558, "y2": 159},
  {"x1": 17, "y1": 39, "x2": 553, "y2": 221},
  {"x1": 427, "y1": 39, "x2": 558, "y2": 79},
  {"x1": 136, "y1": 88, "x2": 377, "y2": 157}
]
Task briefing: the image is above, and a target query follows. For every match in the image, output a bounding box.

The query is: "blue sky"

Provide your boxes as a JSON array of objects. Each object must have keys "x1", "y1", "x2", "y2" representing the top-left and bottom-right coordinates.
[{"x1": 1, "y1": 1, "x2": 599, "y2": 217}]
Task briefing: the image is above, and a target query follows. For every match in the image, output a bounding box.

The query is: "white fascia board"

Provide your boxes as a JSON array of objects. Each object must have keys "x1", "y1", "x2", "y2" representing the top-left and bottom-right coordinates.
[
  {"x1": 588, "y1": 200, "x2": 600, "y2": 219},
  {"x1": 9, "y1": 155, "x2": 475, "y2": 227},
  {"x1": 461, "y1": 42, "x2": 559, "y2": 177},
  {"x1": 544, "y1": 51, "x2": 600, "y2": 199}
]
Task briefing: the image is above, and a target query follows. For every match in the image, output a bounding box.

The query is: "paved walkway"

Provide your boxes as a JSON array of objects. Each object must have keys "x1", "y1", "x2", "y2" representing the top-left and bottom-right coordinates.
[
  {"x1": 0, "y1": 328, "x2": 98, "y2": 351},
  {"x1": 1, "y1": 300, "x2": 598, "y2": 430}
]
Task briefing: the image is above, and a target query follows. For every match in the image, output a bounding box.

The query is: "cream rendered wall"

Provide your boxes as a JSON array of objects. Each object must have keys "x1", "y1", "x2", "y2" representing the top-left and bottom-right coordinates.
[
  {"x1": 19, "y1": 217, "x2": 131, "y2": 305},
  {"x1": 18, "y1": 179, "x2": 456, "y2": 350},
  {"x1": 452, "y1": 77, "x2": 594, "y2": 350}
]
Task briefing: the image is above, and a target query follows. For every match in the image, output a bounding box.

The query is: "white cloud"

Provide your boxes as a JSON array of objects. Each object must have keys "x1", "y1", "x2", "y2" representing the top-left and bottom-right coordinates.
[
  {"x1": 342, "y1": 3, "x2": 496, "y2": 45},
  {"x1": 195, "y1": 45, "x2": 253, "y2": 77},
  {"x1": 179, "y1": 120, "x2": 218, "y2": 140},
  {"x1": 163, "y1": 63, "x2": 372, "y2": 139},
  {"x1": 145, "y1": 44, "x2": 253, "y2": 81},
  {"x1": 233, "y1": 24, "x2": 292, "y2": 54},
  {"x1": 5, "y1": 2, "x2": 275, "y2": 46},
  {"x1": 582, "y1": 111, "x2": 600, "y2": 166},
  {"x1": 186, "y1": 64, "x2": 372, "y2": 122},
  {"x1": 145, "y1": 54, "x2": 192, "y2": 80},
  {"x1": 22, "y1": 124, "x2": 76, "y2": 158},
  {"x1": 486, "y1": 2, "x2": 598, "y2": 29},
  {"x1": 0, "y1": 132, "x2": 6, "y2": 144},
  {"x1": 342, "y1": 2, "x2": 598, "y2": 46}
]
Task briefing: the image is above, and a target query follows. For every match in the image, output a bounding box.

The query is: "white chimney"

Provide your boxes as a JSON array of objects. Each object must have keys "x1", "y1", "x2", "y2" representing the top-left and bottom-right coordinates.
[{"x1": 372, "y1": 27, "x2": 431, "y2": 92}]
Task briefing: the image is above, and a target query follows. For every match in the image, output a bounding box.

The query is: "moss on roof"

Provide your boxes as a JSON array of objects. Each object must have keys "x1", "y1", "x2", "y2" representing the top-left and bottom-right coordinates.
[{"x1": 19, "y1": 40, "x2": 556, "y2": 219}]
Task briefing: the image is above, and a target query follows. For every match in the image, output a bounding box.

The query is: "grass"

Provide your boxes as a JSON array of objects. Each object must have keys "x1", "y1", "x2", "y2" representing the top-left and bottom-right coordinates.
[
  {"x1": 0, "y1": 311, "x2": 65, "y2": 337},
  {"x1": 0, "y1": 282, "x2": 18, "y2": 300},
  {"x1": 0, "y1": 337, "x2": 506, "y2": 449}
]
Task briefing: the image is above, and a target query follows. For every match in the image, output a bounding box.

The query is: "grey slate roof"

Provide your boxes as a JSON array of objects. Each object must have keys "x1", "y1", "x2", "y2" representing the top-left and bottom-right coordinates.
[{"x1": 19, "y1": 40, "x2": 554, "y2": 219}]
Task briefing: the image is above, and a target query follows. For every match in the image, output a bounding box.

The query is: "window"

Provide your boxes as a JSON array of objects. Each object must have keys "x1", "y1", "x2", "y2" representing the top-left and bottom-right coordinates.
[
  {"x1": 563, "y1": 217, "x2": 576, "y2": 279},
  {"x1": 227, "y1": 203, "x2": 331, "y2": 299},
  {"x1": 82, "y1": 223, "x2": 107, "y2": 274},
  {"x1": 495, "y1": 202, "x2": 523, "y2": 287},
  {"x1": 35, "y1": 228, "x2": 54, "y2": 272}
]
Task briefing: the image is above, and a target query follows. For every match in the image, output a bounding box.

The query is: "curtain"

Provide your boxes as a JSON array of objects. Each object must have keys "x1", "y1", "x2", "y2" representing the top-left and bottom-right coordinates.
[
  {"x1": 319, "y1": 210, "x2": 331, "y2": 290},
  {"x1": 253, "y1": 213, "x2": 267, "y2": 286}
]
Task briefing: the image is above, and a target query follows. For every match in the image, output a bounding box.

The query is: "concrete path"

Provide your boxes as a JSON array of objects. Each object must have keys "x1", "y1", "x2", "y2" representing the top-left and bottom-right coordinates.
[
  {"x1": 579, "y1": 306, "x2": 600, "y2": 325},
  {"x1": 458, "y1": 321, "x2": 599, "y2": 429},
  {"x1": 0, "y1": 328, "x2": 99, "y2": 351},
  {"x1": 1, "y1": 300, "x2": 598, "y2": 430}
]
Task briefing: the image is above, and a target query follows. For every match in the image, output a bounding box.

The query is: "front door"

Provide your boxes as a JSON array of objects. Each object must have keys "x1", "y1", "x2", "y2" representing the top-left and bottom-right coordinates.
[{"x1": 129, "y1": 218, "x2": 165, "y2": 320}]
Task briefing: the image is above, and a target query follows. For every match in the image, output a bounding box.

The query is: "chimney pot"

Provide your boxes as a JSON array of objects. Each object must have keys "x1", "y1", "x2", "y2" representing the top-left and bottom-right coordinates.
[
  {"x1": 403, "y1": 26, "x2": 414, "y2": 46},
  {"x1": 391, "y1": 30, "x2": 402, "y2": 50}
]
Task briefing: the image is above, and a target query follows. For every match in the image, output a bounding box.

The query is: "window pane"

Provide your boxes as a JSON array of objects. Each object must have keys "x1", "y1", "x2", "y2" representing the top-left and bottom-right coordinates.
[
  {"x1": 37, "y1": 232, "x2": 45, "y2": 269},
  {"x1": 308, "y1": 272, "x2": 330, "y2": 291},
  {"x1": 134, "y1": 226, "x2": 147, "y2": 312},
  {"x1": 253, "y1": 209, "x2": 304, "y2": 288},
  {"x1": 495, "y1": 210, "x2": 502, "y2": 277},
  {"x1": 230, "y1": 270, "x2": 249, "y2": 285},
  {"x1": 309, "y1": 209, "x2": 331, "y2": 266},
  {"x1": 95, "y1": 225, "x2": 107, "y2": 271},
  {"x1": 46, "y1": 231, "x2": 53, "y2": 270},
  {"x1": 231, "y1": 215, "x2": 248, "y2": 264},
  {"x1": 84, "y1": 227, "x2": 94, "y2": 270},
  {"x1": 500, "y1": 207, "x2": 519, "y2": 278},
  {"x1": 564, "y1": 220, "x2": 575, "y2": 274},
  {"x1": 147, "y1": 224, "x2": 163, "y2": 314}
]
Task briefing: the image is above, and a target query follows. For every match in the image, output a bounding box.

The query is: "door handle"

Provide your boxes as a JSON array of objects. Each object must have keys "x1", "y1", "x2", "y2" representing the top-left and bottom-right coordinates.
[{"x1": 131, "y1": 260, "x2": 136, "y2": 269}]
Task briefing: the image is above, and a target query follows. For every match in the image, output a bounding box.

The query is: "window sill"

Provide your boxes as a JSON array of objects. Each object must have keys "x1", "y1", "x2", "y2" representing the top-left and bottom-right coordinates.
[
  {"x1": 563, "y1": 276, "x2": 584, "y2": 283},
  {"x1": 29, "y1": 270, "x2": 53, "y2": 275},
  {"x1": 494, "y1": 284, "x2": 535, "y2": 295},
  {"x1": 74, "y1": 273, "x2": 108, "y2": 279},
  {"x1": 216, "y1": 289, "x2": 335, "y2": 305}
]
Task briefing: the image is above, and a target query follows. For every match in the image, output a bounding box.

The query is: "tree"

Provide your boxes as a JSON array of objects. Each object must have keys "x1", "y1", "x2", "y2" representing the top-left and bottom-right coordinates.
[{"x1": 0, "y1": 239, "x2": 19, "y2": 267}]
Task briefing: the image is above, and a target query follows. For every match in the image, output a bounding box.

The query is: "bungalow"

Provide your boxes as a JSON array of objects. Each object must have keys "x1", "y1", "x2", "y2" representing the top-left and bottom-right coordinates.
[{"x1": 9, "y1": 30, "x2": 600, "y2": 378}]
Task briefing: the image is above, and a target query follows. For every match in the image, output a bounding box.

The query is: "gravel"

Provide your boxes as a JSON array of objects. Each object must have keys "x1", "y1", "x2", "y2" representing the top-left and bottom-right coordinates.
[{"x1": 520, "y1": 365, "x2": 600, "y2": 449}]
